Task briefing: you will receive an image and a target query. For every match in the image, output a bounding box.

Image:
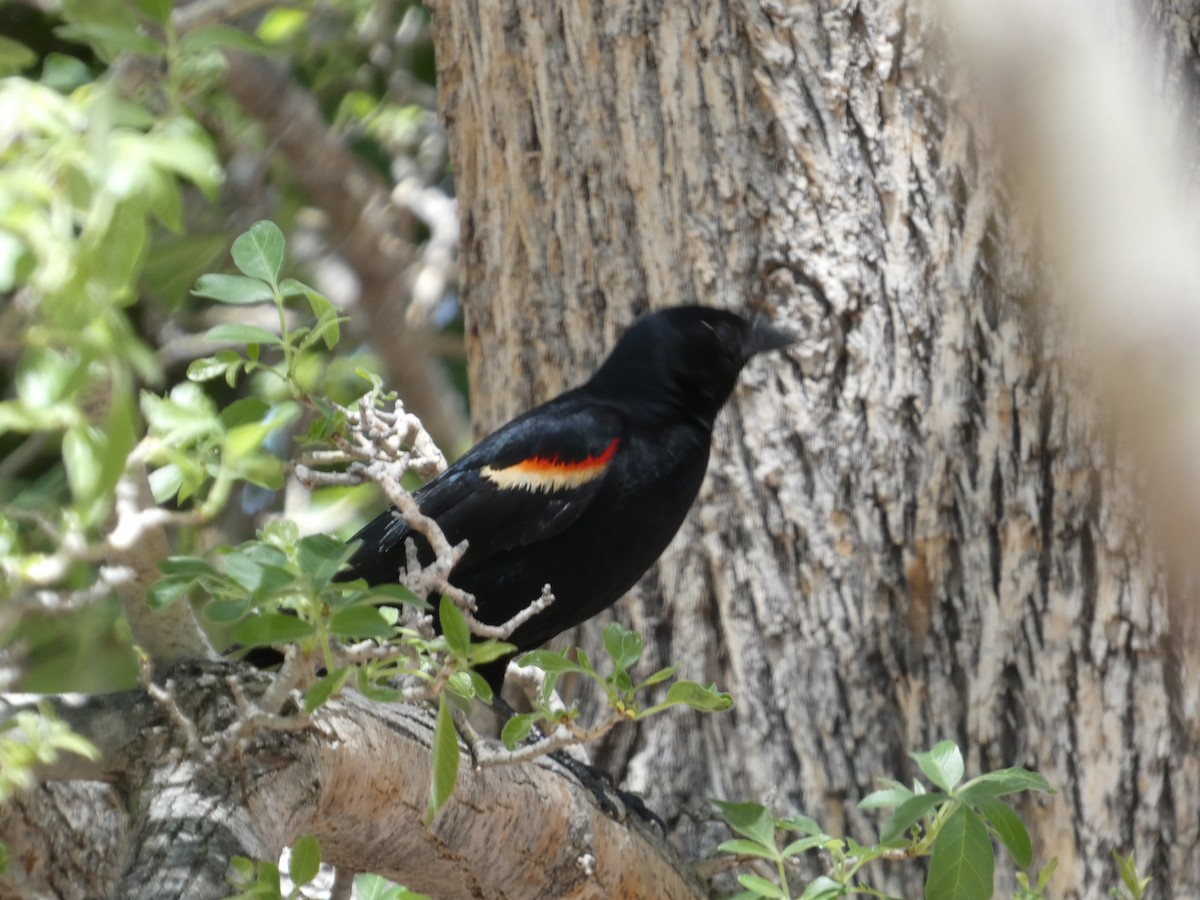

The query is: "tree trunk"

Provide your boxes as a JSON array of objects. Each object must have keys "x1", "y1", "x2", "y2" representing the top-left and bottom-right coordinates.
[{"x1": 431, "y1": 0, "x2": 1200, "y2": 896}]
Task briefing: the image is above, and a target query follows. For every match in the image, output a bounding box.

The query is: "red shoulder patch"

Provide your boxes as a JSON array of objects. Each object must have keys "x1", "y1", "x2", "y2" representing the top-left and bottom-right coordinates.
[{"x1": 481, "y1": 439, "x2": 620, "y2": 493}]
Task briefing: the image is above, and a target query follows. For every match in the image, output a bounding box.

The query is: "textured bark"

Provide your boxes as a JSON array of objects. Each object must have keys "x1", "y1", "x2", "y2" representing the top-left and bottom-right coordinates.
[
  {"x1": 0, "y1": 783, "x2": 126, "y2": 900},
  {"x1": 1, "y1": 668, "x2": 702, "y2": 900},
  {"x1": 431, "y1": 0, "x2": 1200, "y2": 897}
]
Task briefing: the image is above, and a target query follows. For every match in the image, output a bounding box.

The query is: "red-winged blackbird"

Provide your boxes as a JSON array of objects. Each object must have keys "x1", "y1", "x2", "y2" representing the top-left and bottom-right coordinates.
[{"x1": 341, "y1": 305, "x2": 794, "y2": 694}]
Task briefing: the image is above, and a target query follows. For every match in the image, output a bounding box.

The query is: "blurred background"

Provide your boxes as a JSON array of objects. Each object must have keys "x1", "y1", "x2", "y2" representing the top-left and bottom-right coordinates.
[{"x1": 0, "y1": 0, "x2": 470, "y2": 695}]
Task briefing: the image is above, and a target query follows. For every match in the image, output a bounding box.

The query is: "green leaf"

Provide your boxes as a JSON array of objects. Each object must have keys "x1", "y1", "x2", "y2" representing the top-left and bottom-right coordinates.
[
  {"x1": 178, "y1": 24, "x2": 266, "y2": 55},
  {"x1": 148, "y1": 463, "x2": 184, "y2": 502},
  {"x1": 143, "y1": 117, "x2": 221, "y2": 195},
  {"x1": 54, "y1": 23, "x2": 162, "y2": 57},
  {"x1": 780, "y1": 835, "x2": 829, "y2": 857},
  {"x1": 0, "y1": 400, "x2": 61, "y2": 433},
  {"x1": 63, "y1": 425, "x2": 103, "y2": 507},
  {"x1": 228, "y1": 855, "x2": 256, "y2": 881},
  {"x1": 1113, "y1": 850, "x2": 1150, "y2": 899},
  {"x1": 301, "y1": 312, "x2": 341, "y2": 353},
  {"x1": 0, "y1": 36, "x2": 36, "y2": 75},
  {"x1": 603, "y1": 622, "x2": 643, "y2": 672},
  {"x1": 713, "y1": 799, "x2": 777, "y2": 848},
  {"x1": 218, "y1": 397, "x2": 270, "y2": 429},
  {"x1": 186, "y1": 356, "x2": 231, "y2": 382},
  {"x1": 50, "y1": 731, "x2": 101, "y2": 761},
  {"x1": 232, "y1": 221, "x2": 285, "y2": 286},
  {"x1": 879, "y1": 791, "x2": 949, "y2": 843},
  {"x1": 780, "y1": 813, "x2": 826, "y2": 836},
  {"x1": 297, "y1": 534, "x2": 356, "y2": 590},
  {"x1": 205, "y1": 322, "x2": 282, "y2": 347},
  {"x1": 159, "y1": 556, "x2": 219, "y2": 579},
  {"x1": 283, "y1": 279, "x2": 340, "y2": 342},
  {"x1": 193, "y1": 273, "x2": 273, "y2": 304},
  {"x1": 736, "y1": 873, "x2": 788, "y2": 899},
  {"x1": 911, "y1": 741, "x2": 965, "y2": 793},
  {"x1": 973, "y1": 796, "x2": 1032, "y2": 869},
  {"x1": 233, "y1": 613, "x2": 315, "y2": 647},
  {"x1": 926, "y1": 805, "x2": 994, "y2": 900},
  {"x1": 257, "y1": 7, "x2": 308, "y2": 43},
  {"x1": 465, "y1": 669, "x2": 494, "y2": 704},
  {"x1": 223, "y1": 547, "x2": 292, "y2": 592},
  {"x1": 641, "y1": 680, "x2": 734, "y2": 716},
  {"x1": 355, "y1": 873, "x2": 430, "y2": 900},
  {"x1": 304, "y1": 667, "x2": 350, "y2": 712},
  {"x1": 717, "y1": 838, "x2": 779, "y2": 861},
  {"x1": 466, "y1": 639, "x2": 517, "y2": 666},
  {"x1": 204, "y1": 598, "x2": 251, "y2": 623},
  {"x1": 517, "y1": 650, "x2": 591, "y2": 676},
  {"x1": 223, "y1": 401, "x2": 300, "y2": 461},
  {"x1": 288, "y1": 834, "x2": 321, "y2": 887},
  {"x1": 329, "y1": 605, "x2": 394, "y2": 639},
  {"x1": 859, "y1": 782, "x2": 915, "y2": 810},
  {"x1": 134, "y1": 0, "x2": 173, "y2": 24},
  {"x1": 799, "y1": 876, "x2": 846, "y2": 900},
  {"x1": 634, "y1": 665, "x2": 676, "y2": 691},
  {"x1": 146, "y1": 575, "x2": 193, "y2": 610},
  {"x1": 500, "y1": 713, "x2": 542, "y2": 750},
  {"x1": 580, "y1": 649, "x2": 601, "y2": 675},
  {"x1": 959, "y1": 768, "x2": 1052, "y2": 801},
  {"x1": 425, "y1": 695, "x2": 459, "y2": 824},
  {"x1": 362, "y1": 582, "x2": 426, "y2": 607},
  {"x1": 444, "y1": 671, "x2": 476, "y2": 700},
  {"x1": 439, "y1": 596, "x2": 470, "y2": 658}
]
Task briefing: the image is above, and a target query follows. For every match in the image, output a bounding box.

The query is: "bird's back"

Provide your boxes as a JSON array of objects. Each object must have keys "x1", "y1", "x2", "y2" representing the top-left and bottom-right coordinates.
[{"x1": 341, "y1": 391, "x2": 712, "y2": 653}]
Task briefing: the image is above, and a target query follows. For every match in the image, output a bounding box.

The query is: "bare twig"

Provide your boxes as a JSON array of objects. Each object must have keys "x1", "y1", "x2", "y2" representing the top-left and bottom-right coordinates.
[
  {"x1": 208, "y1": 673, "x2": 311, "y2": 765},
  {"x1": 138, "y1": 654, "x2": 202, "y2": 756},
  {"x1": 108, "y1": 467, "x2": 215, "y2": 664},
  {"x1": 474, "y1": 712, "x2": 626, "y2": 768},
  {"x1": 259, "y1": 645, "x2": 314, "y2": 715},
  {"x1": 297, "y1": 393, "x2": 558, "y2": 642},
  {"x1": 463, "y1": 585, "x2": 555, "y2": 640}
]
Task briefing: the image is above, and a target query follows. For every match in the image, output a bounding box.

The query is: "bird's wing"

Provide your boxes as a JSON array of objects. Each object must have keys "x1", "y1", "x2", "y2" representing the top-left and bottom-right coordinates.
[{"x1": 341, "y1": 394, "x2": 625, "y2": 583}]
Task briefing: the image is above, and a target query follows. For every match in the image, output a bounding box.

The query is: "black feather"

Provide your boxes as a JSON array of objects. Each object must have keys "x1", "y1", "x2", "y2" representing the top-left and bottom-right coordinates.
[{"x1": 339, "y1": 306, "x2": 793, "y2": 692}]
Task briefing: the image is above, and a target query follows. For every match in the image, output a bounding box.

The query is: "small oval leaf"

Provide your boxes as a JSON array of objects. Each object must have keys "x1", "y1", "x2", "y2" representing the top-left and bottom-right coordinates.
[
  {"x1": 232, "y1": 220, "x2": 285, "y2": 285},
  {"x1": 911, "y1": 741, "x2": 965, "y2": 793},
  {"x1": 192, "y1": 272, "x2": 272, "y2": 304},
  {"x1": 439, "y1": 596, "x2": 470, "y2": 658},
  {"x1": 288, "y1": 834, "x2": 321, "y2": 887}
]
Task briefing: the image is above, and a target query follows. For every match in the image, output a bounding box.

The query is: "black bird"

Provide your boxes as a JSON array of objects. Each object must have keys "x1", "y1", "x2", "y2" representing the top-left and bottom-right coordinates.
[{"x1": 342, "y1": 305, "x2": 794, "y2": 693}]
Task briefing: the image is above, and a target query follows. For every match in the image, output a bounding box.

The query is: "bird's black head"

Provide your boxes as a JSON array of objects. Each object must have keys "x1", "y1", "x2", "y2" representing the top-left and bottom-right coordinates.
[{"x1": 585, "y1": 306, "x2": 794, "y2": 426}]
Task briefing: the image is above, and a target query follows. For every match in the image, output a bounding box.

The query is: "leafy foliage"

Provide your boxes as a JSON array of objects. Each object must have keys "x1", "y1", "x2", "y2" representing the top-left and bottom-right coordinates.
[
  {"x1": 502, "y1": 621, "x2": 733, "y2": 751},
  {"x1": 714, "y1": 740, "x2": 1056, "y2": 900},
  {"x1": 0, "y1": 704, "x2": 99, "y2": 803}
]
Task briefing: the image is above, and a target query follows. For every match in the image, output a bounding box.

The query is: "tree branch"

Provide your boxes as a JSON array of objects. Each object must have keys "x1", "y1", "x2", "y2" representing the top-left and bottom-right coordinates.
[
  {"x1": 1, "y1": 665, "x2": 708, "y2": 900},
  {"x1": 107, "y1": 467, "x2": 215, "y2": 664}
]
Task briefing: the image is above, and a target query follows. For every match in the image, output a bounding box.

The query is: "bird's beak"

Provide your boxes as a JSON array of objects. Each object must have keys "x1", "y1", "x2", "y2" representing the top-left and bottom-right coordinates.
[{"x1": 743, "y1": 318, "x2": 796, "y2": 358}]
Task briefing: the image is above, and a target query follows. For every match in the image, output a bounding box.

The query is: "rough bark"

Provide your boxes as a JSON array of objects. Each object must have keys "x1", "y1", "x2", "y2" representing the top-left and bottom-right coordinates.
[
  {"x1": 0, "y1": 783, "x2": 126, "y2": 900},
  {"x1": 431, "y1": 0, "x2": 1200, "y2": 896},
  {"x1": 0, "y1": 666, "x2": 703, "y2": 899}
]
